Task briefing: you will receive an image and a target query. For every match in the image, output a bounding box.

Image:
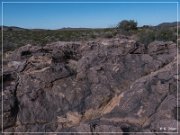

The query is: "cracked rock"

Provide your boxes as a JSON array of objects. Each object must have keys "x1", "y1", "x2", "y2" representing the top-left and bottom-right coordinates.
[{"x1": 2, "y1": 37, "x2": 178, "y2": 134}]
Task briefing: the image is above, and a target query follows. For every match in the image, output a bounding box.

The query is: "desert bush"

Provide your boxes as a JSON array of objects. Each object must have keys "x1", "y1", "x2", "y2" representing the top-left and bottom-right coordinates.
[
  {"x1": 116, "y1": 20, "x2": 138, "y2": 36},
  {"x1": 155, "y1": 27, "x2": 176, "y2": 42},
  {"x1": 117, "y1": 20, "x2": 137, "y2": 31},
  {"x1": 103, "y1": 31, "x2": 114, "y2": 38},
  {"x1": 137, "y1": 29, "x2": 156, "y2": 46},
  {"x1": 90, "y1": 34, "x2": 97, "y2": 39},
  {"x1": 137, "y1": 27, "x2": 176, "y2": 46}
]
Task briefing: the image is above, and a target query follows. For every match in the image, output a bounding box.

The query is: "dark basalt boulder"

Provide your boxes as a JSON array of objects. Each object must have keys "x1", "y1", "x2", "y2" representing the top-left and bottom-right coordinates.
[{"x1": 1, "y1": 37, "x2": 179, "y2": 134}]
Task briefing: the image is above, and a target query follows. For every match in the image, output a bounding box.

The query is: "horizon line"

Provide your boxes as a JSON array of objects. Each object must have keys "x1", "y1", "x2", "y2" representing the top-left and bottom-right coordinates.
[{"x1": 2, "y1": 21, "x2": 179, "y2": 29}]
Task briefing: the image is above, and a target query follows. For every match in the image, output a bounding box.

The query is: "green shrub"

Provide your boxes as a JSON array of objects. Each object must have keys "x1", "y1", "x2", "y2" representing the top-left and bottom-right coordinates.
[
  {"x1": 155, "y1": 27, "x2": 176, "y2": 42},
  {"x1": 103, "y1": 31, "x2": 114, "y2": 38},
  {"x1": 137, "y1": 29, "x2": 156, "y2": 46},
  {"x1": 137, "y1": 27, "x2": 176, "y2": 46},
  {"x1": 117, "y1": 20, "x2": 137, "y2": 31}
]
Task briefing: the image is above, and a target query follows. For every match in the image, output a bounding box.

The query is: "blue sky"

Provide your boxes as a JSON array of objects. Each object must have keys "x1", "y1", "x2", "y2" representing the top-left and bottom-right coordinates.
[{"x1": 1, "y1": 0, "x2": 179, "y2": 29}]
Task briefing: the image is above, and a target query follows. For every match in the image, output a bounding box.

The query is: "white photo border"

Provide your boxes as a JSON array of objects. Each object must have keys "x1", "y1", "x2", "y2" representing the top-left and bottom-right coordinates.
[{"x1": 1, "y1": 1, "x2": 179, "y2": 134}]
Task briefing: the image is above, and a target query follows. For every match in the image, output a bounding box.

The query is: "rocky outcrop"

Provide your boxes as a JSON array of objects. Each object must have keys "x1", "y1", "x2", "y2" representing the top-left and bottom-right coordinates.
[{"x1": 1, "y1": 37, "x2": 179, "y2": 134}]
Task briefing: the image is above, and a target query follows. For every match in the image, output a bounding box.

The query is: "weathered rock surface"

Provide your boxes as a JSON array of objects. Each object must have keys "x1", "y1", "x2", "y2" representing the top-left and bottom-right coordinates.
[{"x1": 1, "y1": 36, "x2": 179, "y2": 134}]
